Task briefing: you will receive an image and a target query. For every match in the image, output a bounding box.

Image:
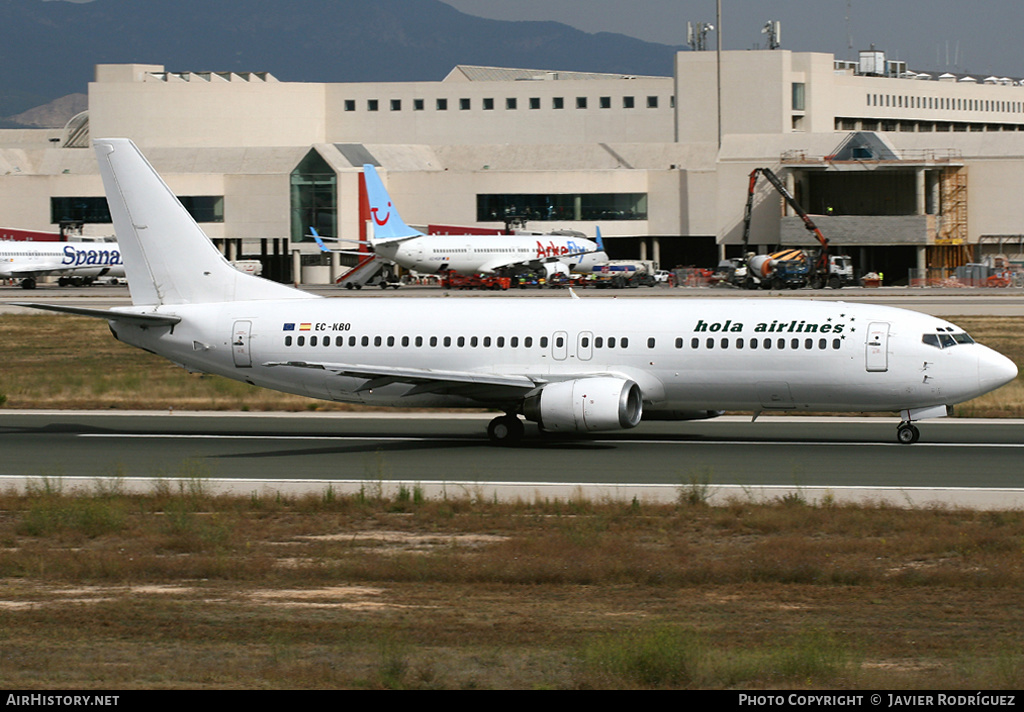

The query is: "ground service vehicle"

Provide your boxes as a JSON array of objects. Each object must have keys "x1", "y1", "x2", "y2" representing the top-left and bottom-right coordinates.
[{"x1": 590, "y1": 261, "x2": 659, "y2": 288}]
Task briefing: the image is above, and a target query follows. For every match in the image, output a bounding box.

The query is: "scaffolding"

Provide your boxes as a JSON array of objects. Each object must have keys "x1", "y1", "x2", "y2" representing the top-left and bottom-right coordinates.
[{"x1": 928, "y1": 166, "x2": 971, "y2": 282}]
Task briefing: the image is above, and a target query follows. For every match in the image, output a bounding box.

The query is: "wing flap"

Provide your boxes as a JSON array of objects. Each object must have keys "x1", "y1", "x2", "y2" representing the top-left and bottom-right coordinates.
[{"x1": 264, "y1": 359, "x2": 541, "y2": 397}]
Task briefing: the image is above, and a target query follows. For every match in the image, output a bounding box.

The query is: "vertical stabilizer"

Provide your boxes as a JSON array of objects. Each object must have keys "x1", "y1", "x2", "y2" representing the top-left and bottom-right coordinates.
[
  {"x1": 94, "y1": 138, "x2": 309, "y2": 306},
  {"x1": 362, "y1": 164, "x2": 424, "y2": 243}
]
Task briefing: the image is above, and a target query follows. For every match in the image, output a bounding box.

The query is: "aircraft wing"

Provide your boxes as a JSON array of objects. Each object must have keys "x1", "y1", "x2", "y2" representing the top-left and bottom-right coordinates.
[
  {"x1": 264, "y1": 359, "x2": 542, "y2": 399},
  {"x1": 477, "y1": 249, "x2": 597, "y2": 275}
]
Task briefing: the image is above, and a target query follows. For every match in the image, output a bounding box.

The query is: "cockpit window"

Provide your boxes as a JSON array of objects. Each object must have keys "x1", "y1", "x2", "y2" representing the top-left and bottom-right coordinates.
[{"x1": 922, "y1": 332, "x2": 974, "y2": 349}]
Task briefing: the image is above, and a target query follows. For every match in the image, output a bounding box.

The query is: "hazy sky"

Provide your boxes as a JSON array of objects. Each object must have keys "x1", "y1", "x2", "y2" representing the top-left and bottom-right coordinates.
[{"x1": 441, "y1": 0, "x2": 1024, "y2": 77}]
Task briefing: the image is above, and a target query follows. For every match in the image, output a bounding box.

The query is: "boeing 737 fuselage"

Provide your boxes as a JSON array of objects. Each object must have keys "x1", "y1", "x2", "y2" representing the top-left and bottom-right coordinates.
[
  {"x1": 12, "y1": 140, "x2": 1018, "y2": 447},
  {"x1": 356, "y1": 165, "x2": 608, "y2": 278}
]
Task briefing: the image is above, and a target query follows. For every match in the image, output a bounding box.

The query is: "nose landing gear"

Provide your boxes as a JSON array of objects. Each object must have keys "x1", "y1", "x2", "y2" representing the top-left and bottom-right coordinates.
[{"x1": 896, "y1": 421, "x2": 921, "y2": 445}]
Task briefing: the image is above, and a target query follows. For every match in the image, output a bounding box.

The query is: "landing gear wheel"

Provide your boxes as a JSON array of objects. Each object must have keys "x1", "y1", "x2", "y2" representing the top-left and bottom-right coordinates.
[
  {"x1": 896, "y1": 422, "x2": 920, "y2": 445},
  {"x1": 487, "y1": 415, "x2": 525, "y2": 446}
]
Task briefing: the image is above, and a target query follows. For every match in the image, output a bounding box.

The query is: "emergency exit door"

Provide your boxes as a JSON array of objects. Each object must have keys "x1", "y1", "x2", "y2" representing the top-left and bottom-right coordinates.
[{"x1": 865, "y1": 322, "x2": 889, "y2": 372}]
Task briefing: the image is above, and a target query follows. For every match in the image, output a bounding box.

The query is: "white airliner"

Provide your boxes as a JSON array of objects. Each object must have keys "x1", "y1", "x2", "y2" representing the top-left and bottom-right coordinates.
[
  {"x1": 12, "y1": 139, "x2": 1019, "y2": 446},
  {"x1": 0, "y1": 239, "x2": 125, "y2": 289},
  {"x1": 318, "y1": 165, "x2": 609, "y2": 279}
]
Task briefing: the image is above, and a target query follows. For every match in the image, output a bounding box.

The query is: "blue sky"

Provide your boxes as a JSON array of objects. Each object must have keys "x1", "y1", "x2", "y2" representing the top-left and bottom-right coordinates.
[{"x1": 441, "y1": 0, "x2": 1024, "y2": 77}]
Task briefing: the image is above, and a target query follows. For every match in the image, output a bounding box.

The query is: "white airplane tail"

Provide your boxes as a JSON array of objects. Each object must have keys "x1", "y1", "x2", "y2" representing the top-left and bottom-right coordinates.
[
  {"x1": 362, "y1": 164, "x2": 424, "y2": 244},
  {"x1": 94, "y1": 138, "x2": 308, "y2": 306}
]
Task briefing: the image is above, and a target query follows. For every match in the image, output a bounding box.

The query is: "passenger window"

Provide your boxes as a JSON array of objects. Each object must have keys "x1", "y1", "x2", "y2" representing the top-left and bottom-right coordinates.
[
  {"x1": 750, "y1": 338, "x2": 758, "y2": 350},
  {"x1": 791, "y1": 339, "x2": 799, "y2": 349},
  {"x1": 777, "y1": 338, "x2": 785, "y2": 349},
  {"x1": 457, "y1": 337, "x2": 465, "y2": 347},
  {"x1": 675, "y1": 337, "x2": 683, "y2": 349},
  {"x1": 647, "y1": 338, "x2": 656, "y2": 348},
  {"x1": 706, "y1": 338, "x2": 714, "y2": 349},
  {"x1": 581, "y1": 337, "x2": 590, "y2": 348},
  {"x1": 416, "y1": 336, "x2": 423, "y2": 347},
  {"x1": 349, "y1": 336, "x2": 357, "y2": 347},
  {"x1": 444, "y1": 336, "x2": 452, "y2": 347},
  {"x1": 596, "y1": 337, "x2": 604, "y2": 348},
  {"x1": 310, "y1": 336, "x2": 318, "y2": 347},
  {"x1": 691, "y1": 338, "x2": 699, "y2": 349},
  {"x1": 608, "y1": 337, "x2": 616, "y2": 348},
  {"x1": 401, "y1": 336, "x2": 409, "y2": 347},
  {"x1": 818, "y1": 338, "x2": 826, "y2": 349},
  {"x1": 525, "y1": 337, "x2": 533, "y2": 348},
  {"x1": 621, "y1": 338, "x2": 629, "y2": 348},
  {"x1": 387, "y1": 336, "x2": 395, "y2": 347},
  {"x1": 763, "y1": 338, "x2": 772, "y2": 350},
  {"x1": 736, "y1": 338, "x2": 744, "y2": 349},
  {"x1": 832, "y1": 339, "x2": 841, "y2": 349},
  {"x1": 804, "y1": 339, "x2": 812, "y2": 349},
  {"x1": 483, "y1": 336, "x2": 491, "y2": 347},
  {"x1": 374, "y1": 336, "x2": 382, "y2": 347},
  {"x1": 720, "y1": 338, "x2": 729, "y2": 349},
  {"x1": 470, "y1": 336, "x2": 478, "y2": 347},
  {"x1": 430, "y1": 336, "x2": 438, "y2": 347},
  {"x1": 298, "y1": 336, "x2": 306, "y2": 346},
  {"x1": 285, "y1": 336, "x2": 292, "y2": 346},
  {"x1": 497, "y1": 336, "x2": 505, "y2": 348},
  {"x1": 511, "y1": 337, "x2": 519, "y2": 348}
]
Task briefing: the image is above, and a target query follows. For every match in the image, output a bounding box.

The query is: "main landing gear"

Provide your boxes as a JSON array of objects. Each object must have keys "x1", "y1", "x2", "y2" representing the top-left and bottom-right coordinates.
[
  {"x1": 487, "y1": 413, "x2": 524, "y2": 446},
  {"x1": 896, "y1": 421, "x2": 921, "y2": 445}
]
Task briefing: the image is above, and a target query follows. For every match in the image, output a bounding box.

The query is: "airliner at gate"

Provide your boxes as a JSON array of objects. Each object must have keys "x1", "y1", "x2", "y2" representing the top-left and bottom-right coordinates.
[
  {"x1": 1, "y1": 239, "x2": 125, "y2": 289},
  {"x1": 12, "y1": 139, "x2": 1018, "y2": 446},
  {"x1": 329, "y1": 165, "x2": 609, "y2": 279}
]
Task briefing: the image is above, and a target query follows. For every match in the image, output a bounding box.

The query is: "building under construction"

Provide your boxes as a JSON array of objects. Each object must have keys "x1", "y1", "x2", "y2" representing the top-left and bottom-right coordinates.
[{"x1": 3, "y1": 47, "x2": 1024, "y2": 285}]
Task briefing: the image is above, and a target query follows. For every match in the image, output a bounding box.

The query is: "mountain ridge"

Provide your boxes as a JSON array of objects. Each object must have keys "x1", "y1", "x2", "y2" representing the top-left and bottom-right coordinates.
[{"x1": 0, "y1": 0, "x2": 682, "y2": 125}]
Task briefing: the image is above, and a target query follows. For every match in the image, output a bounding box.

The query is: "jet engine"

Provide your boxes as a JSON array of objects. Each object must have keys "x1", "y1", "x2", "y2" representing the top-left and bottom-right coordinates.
[
  {"x1": 523, "y1": 377, "x2": 643, "y2": 433},
  {"x1": 542, "y1": 262, "x2": 571, "y2": 278}
]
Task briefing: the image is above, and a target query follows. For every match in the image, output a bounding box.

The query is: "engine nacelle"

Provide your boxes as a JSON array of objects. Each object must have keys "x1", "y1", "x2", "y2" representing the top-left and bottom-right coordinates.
[
  {"x1": 542, "y1": 262, "x2": 570, "y2": 278},
  {"x1": 523, "y1": 377, "x2": 643, "y2": 433}
]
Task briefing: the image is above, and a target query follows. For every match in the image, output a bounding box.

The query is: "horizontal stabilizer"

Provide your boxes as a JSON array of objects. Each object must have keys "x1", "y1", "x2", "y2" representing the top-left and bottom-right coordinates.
[{"x1": 9, "y1": 302, "x2": 181, "y2": 326}]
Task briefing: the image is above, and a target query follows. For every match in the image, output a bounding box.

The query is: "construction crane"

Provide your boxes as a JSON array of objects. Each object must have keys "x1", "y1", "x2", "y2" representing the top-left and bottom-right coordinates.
[{"x1": 741, "y1": 167, "x2": 853, "y2": 289}]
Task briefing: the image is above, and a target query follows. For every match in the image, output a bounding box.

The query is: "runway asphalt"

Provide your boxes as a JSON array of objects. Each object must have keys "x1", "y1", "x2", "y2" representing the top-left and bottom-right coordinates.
[
  {"x1": 3, "y1": 285, "x2": 1022, "y2": 507},
  {"x1": 1, "y1": 411, "x2": 1021, "y2": 509}
]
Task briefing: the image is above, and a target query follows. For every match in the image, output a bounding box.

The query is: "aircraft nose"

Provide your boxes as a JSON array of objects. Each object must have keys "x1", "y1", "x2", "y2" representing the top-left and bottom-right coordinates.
[{"x1": 978, "y1": 349, "x2": 1018, "y2": 394}]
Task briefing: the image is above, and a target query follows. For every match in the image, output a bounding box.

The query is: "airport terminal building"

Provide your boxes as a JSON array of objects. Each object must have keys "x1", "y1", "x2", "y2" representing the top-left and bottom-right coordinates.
[{"x1": 4, "y1": 48, "x2": 1024, "y2": 284}]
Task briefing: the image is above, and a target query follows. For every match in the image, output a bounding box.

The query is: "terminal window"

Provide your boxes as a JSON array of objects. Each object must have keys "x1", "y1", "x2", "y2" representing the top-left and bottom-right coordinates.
[
  {"x1": 51, "y1": 196, "x2": 224, "y2": 224},
  {"x1": 477, "y1": 193, "x2": 648, "y2": 222}
]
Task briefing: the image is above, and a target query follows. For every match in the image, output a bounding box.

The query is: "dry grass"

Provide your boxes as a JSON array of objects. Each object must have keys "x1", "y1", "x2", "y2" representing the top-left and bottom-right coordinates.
[
  {"x1": 1, "y1": 313, "x2": 1022, "y2": 688},
  {"x1": 1, "y1": 314, "x2": 1022, "y2": 415},
  {"x1": 0, "y1": 482, "x2": 1022, "y2": 689}
]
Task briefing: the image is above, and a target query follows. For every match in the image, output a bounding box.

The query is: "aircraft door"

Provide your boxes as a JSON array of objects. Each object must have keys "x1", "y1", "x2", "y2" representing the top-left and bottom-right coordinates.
[
  {"x1": 866, "y1": 322, "x2": 890, "y2": 372},
  {"x1": 577, "y1": 331, "x2": 593, "y2": 361},
  {"x1": 553, "y1": 331, "x2": 568, "y2": 361},
  {"x1": 232, "y1": 320, "x2": 253, "y2": 368}
]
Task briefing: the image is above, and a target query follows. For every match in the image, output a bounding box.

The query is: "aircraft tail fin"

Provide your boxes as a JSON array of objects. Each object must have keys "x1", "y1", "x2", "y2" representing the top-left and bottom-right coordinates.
[
  {"x1": 362, "y1": 164, "x2": 424, "y2": 244},
  {"x1": 595, "y1": 226, "x2": 605, "y2": 252},
  {"x1": 94, "y1": 138, "x2": 309, "y2": 306}
]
